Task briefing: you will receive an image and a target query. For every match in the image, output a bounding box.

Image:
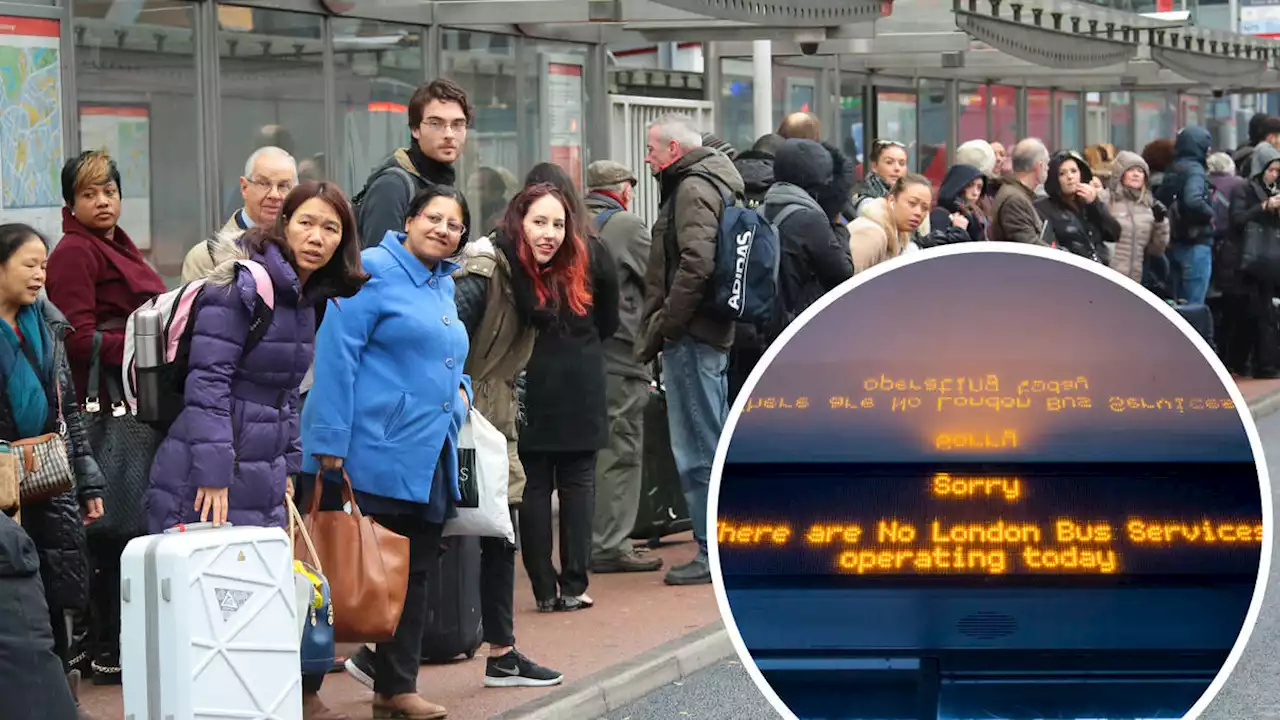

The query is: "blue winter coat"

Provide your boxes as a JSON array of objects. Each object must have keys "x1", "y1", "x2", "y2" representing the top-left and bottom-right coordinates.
[
  {"x1": 301, "y1": 231, "x2": 472, "y2": 505},
  {"x1": 145, "y1": 237, "x2": 313, "y2": 532}
]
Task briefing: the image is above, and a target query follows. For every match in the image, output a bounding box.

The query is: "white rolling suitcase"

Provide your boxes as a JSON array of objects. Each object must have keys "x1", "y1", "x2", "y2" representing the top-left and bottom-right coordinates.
[{"x1": 120, "y1": 522, "x2": 302, "y2": 720}]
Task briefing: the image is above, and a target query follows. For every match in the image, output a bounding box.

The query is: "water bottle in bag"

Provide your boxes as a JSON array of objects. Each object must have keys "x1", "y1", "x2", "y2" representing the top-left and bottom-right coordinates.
[{"x1": 133, "y1": 309, "x2": 164, "y2": 424}]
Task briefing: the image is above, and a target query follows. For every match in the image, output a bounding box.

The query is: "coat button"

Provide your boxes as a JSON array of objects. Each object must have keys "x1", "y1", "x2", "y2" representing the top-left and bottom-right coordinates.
[
  {"x1": 445, "y1": 358, "x2": 455, "y2": 369},
  {"x1": 428, "y1": 277, "x2": 438, "y2": 288},
  {"x1": 442, "y1": 401, "x2": 451, "y2": 413},
  {"x1": 442, "y1": 315, "x2": 451, "y2": 325}
]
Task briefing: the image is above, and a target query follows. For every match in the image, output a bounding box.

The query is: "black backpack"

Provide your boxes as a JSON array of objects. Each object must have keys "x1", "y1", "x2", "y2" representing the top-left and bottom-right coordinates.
[{"x1": 351, "y1": 163, "x2": 424, "y2": 244}]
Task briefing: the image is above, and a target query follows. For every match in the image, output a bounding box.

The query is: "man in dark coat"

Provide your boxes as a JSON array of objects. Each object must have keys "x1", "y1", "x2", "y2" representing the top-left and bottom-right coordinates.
[
  {"x1": 0, "y1": 513, "x2": 80, "y2": 720},
  {"x1": 761, "y1": 138, "x2": 856, "y2": 327},
  {"x1": 583, "y1": 160, "x2": 663, "y2": 575},
  {"x1": 1155, "y1": 125, "x2": 1216, "y2": 305}
]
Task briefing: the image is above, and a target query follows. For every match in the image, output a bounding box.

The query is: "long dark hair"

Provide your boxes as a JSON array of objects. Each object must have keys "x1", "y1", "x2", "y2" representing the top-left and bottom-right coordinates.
[
  {"x1": 524, "y1": 162, "x2": 594, "y2": 244},
  {"x1": 243, "y1": 181, "x2": 368, "y2": 299},
  {"x1": 499, "y1": 182, "x2": 592, "y2": 317}
]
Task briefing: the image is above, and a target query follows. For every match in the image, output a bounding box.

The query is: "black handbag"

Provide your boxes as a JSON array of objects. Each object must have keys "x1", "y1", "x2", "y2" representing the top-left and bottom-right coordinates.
[
  {"x1": 83, "y1": 330, "x2": 159, "y2": 540},
  {"x1": 1240, "y1": 221, "x2": 1280, "y2": 284}
]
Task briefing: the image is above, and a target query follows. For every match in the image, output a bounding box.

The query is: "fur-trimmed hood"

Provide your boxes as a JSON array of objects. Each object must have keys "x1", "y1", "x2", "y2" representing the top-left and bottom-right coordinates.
[{"x1": 204, "y1": 230, "x2": 255, "y2": 288}]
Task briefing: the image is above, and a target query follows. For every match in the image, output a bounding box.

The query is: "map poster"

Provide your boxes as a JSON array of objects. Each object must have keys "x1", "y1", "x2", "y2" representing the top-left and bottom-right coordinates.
[
  {"x1": 80, "y1": 106, "x2": 152, "y2": 250},
  {"x1": 0, "y1": 17, "x2": 63, "y2": 239}
]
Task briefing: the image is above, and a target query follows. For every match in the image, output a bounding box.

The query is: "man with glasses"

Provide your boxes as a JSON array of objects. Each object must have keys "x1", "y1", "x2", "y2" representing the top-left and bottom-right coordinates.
[
  {"x1": 355, "y1": 78, "x2": 472, "y2": 249},
  {"x1": 181, "y1": 145, "x2": 297, "y2": 282}
]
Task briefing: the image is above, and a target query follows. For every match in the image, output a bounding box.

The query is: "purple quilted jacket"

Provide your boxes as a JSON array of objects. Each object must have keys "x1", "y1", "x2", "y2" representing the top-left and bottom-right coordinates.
[{"x1": 145, "y1": 237, "x2": 313, "y2": 532}]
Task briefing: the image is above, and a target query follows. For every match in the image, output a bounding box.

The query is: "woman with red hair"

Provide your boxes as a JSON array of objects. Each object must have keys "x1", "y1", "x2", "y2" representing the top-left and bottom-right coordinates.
[{"x1": 511, "y1": 163, "x2": 620, "y2": 612}]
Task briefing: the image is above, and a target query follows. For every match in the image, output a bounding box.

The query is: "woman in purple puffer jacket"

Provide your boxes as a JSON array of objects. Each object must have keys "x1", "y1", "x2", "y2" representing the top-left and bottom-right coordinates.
[{"x1": 145, "y1": 182, "x2": 367, "y2": 532}]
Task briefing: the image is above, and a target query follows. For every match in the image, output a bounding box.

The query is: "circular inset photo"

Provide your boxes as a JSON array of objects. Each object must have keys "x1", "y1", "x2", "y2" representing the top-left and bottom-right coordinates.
[{"x1": 710, "y1": 244, "x2": 1271, "y2": 720}]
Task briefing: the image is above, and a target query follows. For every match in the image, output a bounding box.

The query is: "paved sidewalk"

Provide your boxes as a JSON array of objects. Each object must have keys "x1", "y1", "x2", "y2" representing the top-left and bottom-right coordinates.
[
  {"x1": 1238, "y1": 376, "x2": 1280, "y2": 420},
  {"x1": 71, "y1": 377, "x2": 1280, "y2": 720},
  {"x1": 79, "y1": 532, "x2": 722, "y2": 720}
]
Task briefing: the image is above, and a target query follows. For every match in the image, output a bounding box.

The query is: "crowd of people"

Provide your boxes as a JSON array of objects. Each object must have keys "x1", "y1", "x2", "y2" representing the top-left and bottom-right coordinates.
[{"x1": 2, "y1": 72, "x2": 1275, "y2": 720}]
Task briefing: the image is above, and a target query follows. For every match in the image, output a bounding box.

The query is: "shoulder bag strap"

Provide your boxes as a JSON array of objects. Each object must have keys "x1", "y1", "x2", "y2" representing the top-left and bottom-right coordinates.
[{"x1": 86, "y1": 331, "x2": 102, "y2": 414}]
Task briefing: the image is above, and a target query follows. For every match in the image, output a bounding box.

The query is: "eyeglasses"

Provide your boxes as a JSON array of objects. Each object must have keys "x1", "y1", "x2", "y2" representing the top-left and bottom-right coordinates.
[
  {"x1": 248, "y1": 178, "x2": 294, "y2": 196},
  {"x1": 421, "y1": 211, "x2": 466, "y2": 237},
  {"x1": 421, "y1": 117, "x2": 468, "y2": 135}
]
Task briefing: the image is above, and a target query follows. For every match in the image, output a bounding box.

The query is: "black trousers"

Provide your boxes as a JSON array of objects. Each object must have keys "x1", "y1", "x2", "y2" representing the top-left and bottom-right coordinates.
[
  {"x1": 518, "y1": 451, "x2": 596, "y2": 602},
  {"x1": 1245, "y1": 277, "x2": 1279, "y2": 376},
  {"x1": 368, "y1": 512, "x2": 443, "y2": 696},
  {"x1": 88, "y1": 537, "x2": 128, "y2": 668},
  {"x1": 480, "y1": 525, "x2": 517, "y2": 647}
]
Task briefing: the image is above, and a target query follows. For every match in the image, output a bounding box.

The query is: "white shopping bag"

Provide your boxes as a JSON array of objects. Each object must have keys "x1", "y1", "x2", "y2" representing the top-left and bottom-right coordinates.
[{"x1": 443, "y1": 408, "x2": 515, "y2": 543}]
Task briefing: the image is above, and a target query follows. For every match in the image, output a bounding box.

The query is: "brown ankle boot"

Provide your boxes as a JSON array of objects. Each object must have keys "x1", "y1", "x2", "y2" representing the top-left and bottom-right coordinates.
[
  {"x1": 302, "y1": 691, "x2": 351, "y2": 720},
  {"x1": 372, "y1": 693, "x2": 448, "y2": 719}
]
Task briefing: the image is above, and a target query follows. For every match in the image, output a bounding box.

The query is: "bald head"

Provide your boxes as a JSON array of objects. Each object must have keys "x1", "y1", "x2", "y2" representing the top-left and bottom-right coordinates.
[
  {"x1": 777, "y1": 112, "x2": 821, "y2": 141},
  {"x1": 1011, "y1": 138, "x2": 1049, "y2": 187}
]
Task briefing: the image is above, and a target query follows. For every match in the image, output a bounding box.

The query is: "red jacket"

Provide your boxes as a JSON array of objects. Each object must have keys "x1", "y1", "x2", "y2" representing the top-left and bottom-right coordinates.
[{"x1": 46, "y1": 208, "x2": 166, "y2": 404}]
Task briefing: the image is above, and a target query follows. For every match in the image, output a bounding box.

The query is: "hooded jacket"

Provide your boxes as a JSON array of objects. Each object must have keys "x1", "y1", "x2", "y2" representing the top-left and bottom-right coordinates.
[
  {"x1": 9, "y1": 299, "x2": 103, "y2": 614},
  {"x1": 762, "y1": 139, "x2": 856, "y2": 321},
  {"x1": 1155, "y1": 126, "x2": 1216, "y2": 246},
  {"x1": 0, "y1": 513, "x2": 80, "y2": 720},
  {"x1": 637, "y1": 147, "x2": 744, "y2": 362},
  {"x1": 1107, "y1": 151, "x2": 1171, "y2": 282},
  {"x1": 1034, "y1": 153, "x2": 1121, "y2": 264},
  {"x1": 146, "y1": 234, "x2": 316, "y2": 532},
  {"x1": 928, "y1": 163, "x2": 987, "y2": 244},
  {"x1": 356, "y1": 145, "x2": 456, "y2": 250},
  {"x1": 1227, "y1": 142, "x2": 1280, "y2": 284}
]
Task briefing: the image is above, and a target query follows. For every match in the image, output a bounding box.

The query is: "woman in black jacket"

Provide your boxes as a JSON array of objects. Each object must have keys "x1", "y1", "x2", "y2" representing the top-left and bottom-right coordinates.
[
  {"x1": 1226, "y1": 143, "x2": 1280, "y2": 378},
  {"x1": 517, "y1": 164, "x2": 620, "y2": 612},
  {"x1": 1034, "y1": 151, "x2": 1121, "y2": 263},
  {"x1": 762, "y1": 138, "x2": 855, "y2": 328},
  {"x1": 0, "y1": 223, "x2": 104, "y2": 704}
]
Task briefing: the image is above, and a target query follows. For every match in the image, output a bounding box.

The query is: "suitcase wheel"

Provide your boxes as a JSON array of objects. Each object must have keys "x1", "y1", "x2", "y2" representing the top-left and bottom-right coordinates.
[{"x1": 466, "y1": 649, "x2": 476, "y2": 660}]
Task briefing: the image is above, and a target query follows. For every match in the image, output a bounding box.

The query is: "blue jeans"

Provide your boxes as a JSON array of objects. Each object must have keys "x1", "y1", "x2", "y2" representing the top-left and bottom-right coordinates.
[
  {"x1": 662, "y1": 336, "x2": 729, "y2": 555},
  {"x1": 1168, "y1": 243, "x2": 1213, "y2": 305}
]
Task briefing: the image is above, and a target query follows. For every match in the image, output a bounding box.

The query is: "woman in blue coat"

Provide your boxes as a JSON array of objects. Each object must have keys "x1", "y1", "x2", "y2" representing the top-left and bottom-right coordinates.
[{"x1": 301, "y1": 184, "x2": 473, "y2": 720}]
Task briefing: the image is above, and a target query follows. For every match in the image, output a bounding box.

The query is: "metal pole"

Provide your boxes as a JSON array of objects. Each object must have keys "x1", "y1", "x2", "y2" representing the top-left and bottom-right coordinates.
[
  {"x1": 945, "y1": 79, "x2": 958, "y2": 166},
  {"x1": 588, "y1": 41, "x2": 610, "y2": 168},
  {"x1": 752, "y1": 40, "x2": 773, "y2": 139},
  {"x1": 1016, "y1": 83, "x2": 1029, "y2": 140},
  {"x1": 1077, "y1": 90, "x2": 1087, "y2": 150},
  {"x1": 703, "y1": 41, "x2": 721, "y2": 135}
]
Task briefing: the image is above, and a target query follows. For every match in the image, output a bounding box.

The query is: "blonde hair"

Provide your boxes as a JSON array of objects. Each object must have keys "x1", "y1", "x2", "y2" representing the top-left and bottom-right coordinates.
[{"x1": 73, "y1": 152, "x2": 117, "y2": 198}]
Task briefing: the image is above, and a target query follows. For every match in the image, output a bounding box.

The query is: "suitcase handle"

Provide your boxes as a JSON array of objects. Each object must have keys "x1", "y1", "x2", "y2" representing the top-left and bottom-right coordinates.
[{"x1": 163, "y1": 521, "x2": 237, "y2": 534}]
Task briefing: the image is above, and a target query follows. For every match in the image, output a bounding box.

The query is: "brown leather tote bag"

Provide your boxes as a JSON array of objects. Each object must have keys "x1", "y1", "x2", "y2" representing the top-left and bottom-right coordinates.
[{"x1": 299, "y1": 471, "x2": 410, "y2": 643}]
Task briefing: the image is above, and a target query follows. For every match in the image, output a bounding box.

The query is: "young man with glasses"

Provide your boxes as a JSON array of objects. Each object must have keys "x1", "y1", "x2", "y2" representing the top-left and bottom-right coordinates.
[
  {"x1": 181, "y1": 145, "x2": 298, "y2": 282},
  {"x1": 355, "y1": 78, "x2": 472, "y2": 249}
]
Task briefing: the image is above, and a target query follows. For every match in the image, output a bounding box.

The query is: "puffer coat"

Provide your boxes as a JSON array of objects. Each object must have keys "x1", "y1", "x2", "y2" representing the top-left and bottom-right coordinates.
[
  {"x1": 6, "y1": 298, "x2": 105, "y2": 613},
  {"x1": 145, "y1": 235, "x2": 314, "y2": 532},
  {"x1": 1106, "y1": 151, "x2": 1171, "y2": 282}
]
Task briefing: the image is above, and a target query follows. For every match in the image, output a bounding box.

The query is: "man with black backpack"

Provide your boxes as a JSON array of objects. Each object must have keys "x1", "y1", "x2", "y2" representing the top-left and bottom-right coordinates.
[
  {"x1": 353, "y1": 78, "x2": 472, "y2": 249},
  {"x1": 635, "y1": 113, "x2": 751, "y2": 587}
]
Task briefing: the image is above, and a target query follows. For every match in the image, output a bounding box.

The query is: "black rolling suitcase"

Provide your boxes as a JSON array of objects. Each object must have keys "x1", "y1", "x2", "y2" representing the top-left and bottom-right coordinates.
[
  {"x1": 420, "y1": 535, "x2": 483, "y2": 664},
  {"x1": 1175, "y1": 302, "x2": 1216, "y2": 351},
  {"x1": 630, "y1": 362, "x2": 692, "y2": 544}
]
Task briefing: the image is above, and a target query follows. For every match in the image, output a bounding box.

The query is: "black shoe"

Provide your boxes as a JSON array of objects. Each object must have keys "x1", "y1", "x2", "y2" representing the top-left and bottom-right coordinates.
[
  {"x1": 483, "y1": 649, "x2": 564, "y2": 688},
  {"x1": 536, "y1": 598, "x2": 559, "y2": 613},
  {"x1": 343, "y1": 646, "x2": 376, "y2": 690}
]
